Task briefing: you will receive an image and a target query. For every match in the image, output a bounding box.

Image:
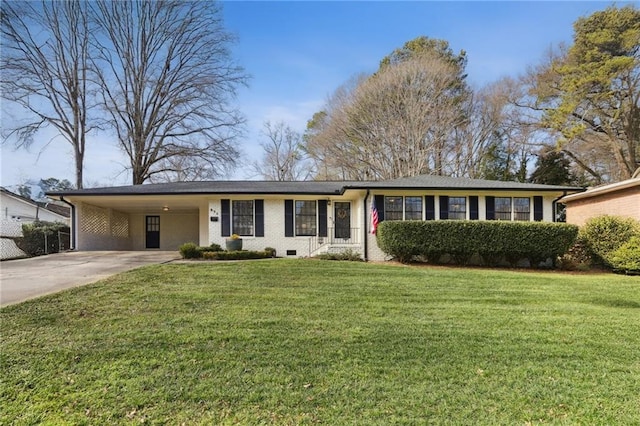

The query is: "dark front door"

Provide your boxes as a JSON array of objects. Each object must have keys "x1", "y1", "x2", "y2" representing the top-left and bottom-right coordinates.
[
  {"x1": 145, "y1": 216, "x2": 160, "y2": 249},
  {"x1": 334, "y1": 202, "x2": 351, "y2": 239}
]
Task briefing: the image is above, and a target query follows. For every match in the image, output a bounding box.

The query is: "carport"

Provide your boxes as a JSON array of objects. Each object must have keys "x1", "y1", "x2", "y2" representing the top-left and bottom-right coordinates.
[{"x1": 51, "y1": 193, "x2": 207, "y2": 251}]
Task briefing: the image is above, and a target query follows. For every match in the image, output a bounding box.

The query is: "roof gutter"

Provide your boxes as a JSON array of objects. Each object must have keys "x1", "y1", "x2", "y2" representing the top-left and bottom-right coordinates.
[{"x1": 59, "y1": 196, "x2": 76, "y2": 250}]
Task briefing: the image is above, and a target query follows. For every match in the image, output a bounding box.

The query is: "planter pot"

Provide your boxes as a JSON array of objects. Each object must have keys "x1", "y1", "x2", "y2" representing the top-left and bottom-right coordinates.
[{"x1": 225, "y1": 238, "x2": 243, "y2": 251}]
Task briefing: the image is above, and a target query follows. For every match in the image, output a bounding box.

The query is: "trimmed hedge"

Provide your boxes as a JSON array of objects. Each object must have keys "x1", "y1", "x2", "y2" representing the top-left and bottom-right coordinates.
[
  {"x1": 376, "y1": 220, "x2": 579, "y2": 267},
  {"x1": 179, "y1": 242, "x2": 274, "y2": 260},
  {"x1": 202, "y1": 250, "x2": 272, "y2": 260}
]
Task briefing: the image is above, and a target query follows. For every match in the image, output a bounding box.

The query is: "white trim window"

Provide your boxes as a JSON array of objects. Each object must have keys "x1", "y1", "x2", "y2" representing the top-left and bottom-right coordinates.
[
  {"x1": 514, "y1": 197, "x2": 531, "y2": 221},
  {"x1": 384, "y1": 196, "x2": 423, "y2": 221},
  {"x1": 405, "y1": 196, "x2": 423, "y2": 220},
  {"x1": 232, "y1": 200, "x2": 254, "y2": 236},
  {"x1": 448, "y1": 197, "x2": 466, "y2": 220},
  {"x1": 295, "y1": 200, "x2": 316, "y2": 236},
  {"x1": 494, "y1": 197, "x2": 512, "y2": 221}
]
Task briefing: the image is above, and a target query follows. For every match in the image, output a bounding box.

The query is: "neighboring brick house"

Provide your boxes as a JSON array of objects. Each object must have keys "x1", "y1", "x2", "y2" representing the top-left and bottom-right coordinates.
[
  {"x1": 47, "y1": 175, "x2": 582, "y2": 261},
  {"x1": 562, "y1": 175, "x2": 640, "y2": 227}
]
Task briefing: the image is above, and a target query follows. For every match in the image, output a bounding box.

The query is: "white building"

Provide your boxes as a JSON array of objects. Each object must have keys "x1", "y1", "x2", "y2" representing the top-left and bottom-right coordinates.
[
  {"x1": 1, "y1": 187, "x2": 70, "y2": 259},
  {"x1": 47, "y1": 175, "x2": 582, "y2": 261}
]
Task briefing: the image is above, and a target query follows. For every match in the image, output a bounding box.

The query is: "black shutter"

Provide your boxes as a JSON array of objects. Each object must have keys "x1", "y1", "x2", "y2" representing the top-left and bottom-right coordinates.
[
  {"x1": 374, "y1": 195, "x2": 385, "y2": 222},
  {"x1": 533, "y1": 196, "x2": 543, "y2": 221},
  {"x1": 255, "y1": 200, "x2": 264, "y2": 237},
  {"x1": 486, "y1": 196, "x2": 495, "y2": 220},
  {"x1": 221, "y1": 199, "x2": 231, "y2": 237},
  {"x1": 425, "y1": 196, "x2": 435, "y2": 220},
  {"x1": 284, "y1": 200, "x2": 294, "y2": 237},
  {"x1": 439, "y1": 196, "x2": 449, "y2": 220},
  {"x1": 318, "y1": 200, "x2": 327, "y2": 237},
  {"x1": 469, "y1": 196, "x2": 479, "y2": 220}
]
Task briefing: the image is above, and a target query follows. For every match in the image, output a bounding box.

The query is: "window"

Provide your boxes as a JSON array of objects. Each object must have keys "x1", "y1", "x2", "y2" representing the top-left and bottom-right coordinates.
[
  {"x1": 384, "y1": 196, "x2": 403, "y2": 221},
  {"x1": 295, "y1": 200, "x2": 316, "y2": 236},
  {"x1": 405, "y1": 196, "x2": 423, "y2": 220},
  {"x1": 383, "y1": 196, "x2": 422, "y2": 221},
  {"x1": 448, "y1": 197, "x2": 466, "y2": 220},
  {"x1": 514, "y1": 197, "x2": 530, "y2": 221},
  {"x1": 232, "y1": 200, "x2": 254, "y2": 235},
  {"x1": 494, "y1": 197, "x2": 511, "y2": 220}
]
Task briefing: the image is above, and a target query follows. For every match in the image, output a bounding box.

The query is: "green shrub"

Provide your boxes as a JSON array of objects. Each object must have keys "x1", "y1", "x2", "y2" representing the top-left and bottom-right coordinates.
[
  {"x1": 264, "y1": 247, "x2": 277, "y2": 258},
  {"x1": 579, "y1": 215, "x2": 640, "y2": 267},
  {"x1": 315, "y1": 249, "x2": 363, "y2": 261},
  {"x1": 179, "y1": 242, "x2": 202, "y2": 259},
  {"x1": 202, "y1": 250, "x2": 272, "y2": 260},
  {"x1": 376, "y1": 220, "x2": 579, "y2": 267},
  {"x1": 609, "y1": 237, "x2": 640, "y2": 273},
  {"x1": 558, "y1": 236, "x2": 593, "y2": 271},
  {"x1": 16, "y1": 221, "x2": 70, "y2": 256},
  {"x1": 200, "y1": 244, "x2": 223, "y2": 253}
]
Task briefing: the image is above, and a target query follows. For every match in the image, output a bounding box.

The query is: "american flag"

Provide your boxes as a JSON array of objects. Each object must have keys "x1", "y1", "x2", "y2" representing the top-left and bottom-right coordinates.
[{"x1": 370, "y1": 197, "x2": 379, "y2": 235}]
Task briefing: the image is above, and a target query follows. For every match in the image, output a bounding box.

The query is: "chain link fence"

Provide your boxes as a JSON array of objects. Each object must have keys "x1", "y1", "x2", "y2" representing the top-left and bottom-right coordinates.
[{"x1": 15, "y1": 222, "x2": 71, "y2": 256}]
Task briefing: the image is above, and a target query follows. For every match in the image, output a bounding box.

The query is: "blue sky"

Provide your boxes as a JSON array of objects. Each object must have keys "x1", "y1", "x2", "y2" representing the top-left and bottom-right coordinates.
[{"x1": 0, "y1": 1, "x2": 625, "y2": 189}]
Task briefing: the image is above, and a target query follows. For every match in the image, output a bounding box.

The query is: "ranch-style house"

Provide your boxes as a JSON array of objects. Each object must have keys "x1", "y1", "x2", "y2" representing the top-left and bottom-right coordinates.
[{"x1": 47, "y1": 174, "x2": 583, "y2": 261}]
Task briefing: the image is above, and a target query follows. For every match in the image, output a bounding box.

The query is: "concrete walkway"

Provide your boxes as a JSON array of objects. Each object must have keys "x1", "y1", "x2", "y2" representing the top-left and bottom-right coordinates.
[{"x1": 0, "y1": 251, "x2": 179, "y2": 307}]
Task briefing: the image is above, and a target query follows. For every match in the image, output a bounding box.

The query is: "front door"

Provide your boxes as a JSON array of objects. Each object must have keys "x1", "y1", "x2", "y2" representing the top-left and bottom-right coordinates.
[
  {"x1": 145, "y1": 216, "x2": 160, "y2": 249},
  {"x1": 334, "y1": 202, "x2": 351, "y2": 239}
]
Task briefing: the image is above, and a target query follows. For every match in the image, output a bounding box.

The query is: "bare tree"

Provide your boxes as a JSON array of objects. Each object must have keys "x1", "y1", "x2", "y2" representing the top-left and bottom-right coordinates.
[
  {"x1": 1, "y1": 0, "x2": 93, "y2": 188},
  {"x1": 448, "y1": 85, "x2": 505, "y2": 178},
  {"x1": 91, "y1": 0, "x2": 247, "y2": 184},
  {"x1": 251, "y1": 121, "x2": 312, "y2": 181},
  {"x1": 304, "y1": 52, "x2": 466, "y2": 180},
  {"x1": 303, "y1": 75, "x2": 369, "y2": 180}
]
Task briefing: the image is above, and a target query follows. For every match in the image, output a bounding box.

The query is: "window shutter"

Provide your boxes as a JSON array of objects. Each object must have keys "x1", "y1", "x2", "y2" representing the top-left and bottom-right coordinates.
[
  {"x1": 374, "y1": 195, "x2": 385, "y2": 222},
  {"x1": 469, "y1": 196, "x2": 479, "y2": 220},
  {"x1": 318, "y1": 200, "x2": 327, "y2": 237},
  {"x1": 284, "y1": 200, "x2": 294, "y2": 237},
  {"x1": 221, "y1": 199, "x2": 231, "y2": 237},
  {"x1": 533, "y1": 196, "x2": 543, "y2": 221},
  {"x1": 486, "y1": 196, "x2": 495, "y2": 220},
  {"x1": 255, "y1": 199, "x2": 264, "y2": 237},
  {"x1": 425, "y1": 196, "x2": 435, "y2": 220},
  {"x1": 439, "y1": 196, "x2": 449, "y2": 220}
]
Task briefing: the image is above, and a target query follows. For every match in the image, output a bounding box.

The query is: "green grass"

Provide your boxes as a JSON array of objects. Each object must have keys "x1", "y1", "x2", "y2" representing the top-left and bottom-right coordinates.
[{"x1": 2, "y1": 260, "x2": 639, "y2": 425}]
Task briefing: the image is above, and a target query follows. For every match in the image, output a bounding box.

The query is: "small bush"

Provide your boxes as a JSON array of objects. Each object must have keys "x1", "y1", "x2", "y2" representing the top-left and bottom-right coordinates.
[
  {"x1": 558, "y1": 236, "x2": 593, "y2": 271},
  {"x1": 315, "y1": 249, "x2": 362, "y2": 261},
  {"x1": 202, "y1": 250, "x2": 272, "y2": 260},
  {"x1": 264, "y1": 247, "x2": 277, "y2": 258},
  {"x1": 200, "y1": 244, "x2": 223, "y2": 253},
  {"x1": 580, "y1": 216, "x2": 640, "y2": 267},
  {"x1": 179, "y1": 242, "x2": 201, "y2": 259},
  {"x1": 609, "y1": 237, "x2": 640, "y2": 273}
]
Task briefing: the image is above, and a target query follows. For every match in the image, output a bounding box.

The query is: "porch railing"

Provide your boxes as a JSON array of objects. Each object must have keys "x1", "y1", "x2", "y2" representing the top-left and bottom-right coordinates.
[{"x1": 308, "y1": 227, "x2": 360, "y2": 255}]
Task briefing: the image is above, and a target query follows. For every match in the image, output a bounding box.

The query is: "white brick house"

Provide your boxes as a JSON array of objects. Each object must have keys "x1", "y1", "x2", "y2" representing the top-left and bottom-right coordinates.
[{"x1": 47, "y1": 175, "x2": 583, "y2": 261}]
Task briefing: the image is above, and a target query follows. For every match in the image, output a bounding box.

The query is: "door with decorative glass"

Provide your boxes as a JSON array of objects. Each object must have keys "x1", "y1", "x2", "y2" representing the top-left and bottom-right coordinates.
[
  {"x1": 334, "y1": 202, "x2": 351, "y2": 239},
  {"x1": 145, "y1": 216, "x2": 160, "y2": 249}
]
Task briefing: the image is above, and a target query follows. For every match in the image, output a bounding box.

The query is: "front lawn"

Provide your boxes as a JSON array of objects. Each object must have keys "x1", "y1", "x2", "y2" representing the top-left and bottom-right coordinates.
[{"x1": 2, "y1": 260, "x2": 639, "y2": 424}]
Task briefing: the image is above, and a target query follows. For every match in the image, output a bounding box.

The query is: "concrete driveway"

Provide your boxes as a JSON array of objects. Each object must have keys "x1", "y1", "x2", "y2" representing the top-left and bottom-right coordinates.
[{"x1": 0, "y1": 251, "x2": 179, "y2": 307}]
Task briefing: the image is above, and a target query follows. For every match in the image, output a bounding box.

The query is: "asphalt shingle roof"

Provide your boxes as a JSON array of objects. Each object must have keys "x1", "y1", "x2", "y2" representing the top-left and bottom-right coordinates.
[{"x1": 46, "y1": 175, "x2": 583, "y2": 197}]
